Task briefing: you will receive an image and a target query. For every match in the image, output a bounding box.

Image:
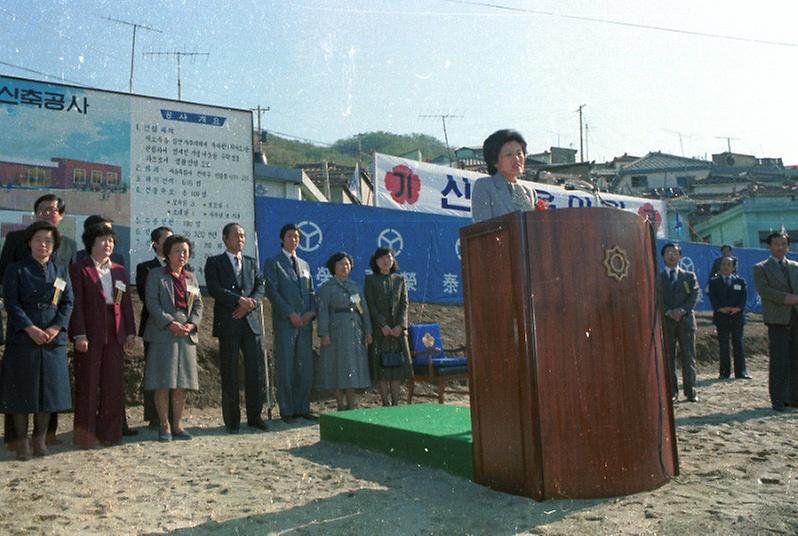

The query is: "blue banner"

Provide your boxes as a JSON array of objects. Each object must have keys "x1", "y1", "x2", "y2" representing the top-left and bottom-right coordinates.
[
  {"x1": 255, "y1": 197, "x2": 465, "y2": 304},
  {"x1": 255, "y1": 197, "x2": 795, "y2": 312}
]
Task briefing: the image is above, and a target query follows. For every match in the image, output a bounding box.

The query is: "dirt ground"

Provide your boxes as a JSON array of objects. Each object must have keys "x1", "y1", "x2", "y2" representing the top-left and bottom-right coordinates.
[{"x1": 0, "y1": 295, "x2": 796, "y2": 535}]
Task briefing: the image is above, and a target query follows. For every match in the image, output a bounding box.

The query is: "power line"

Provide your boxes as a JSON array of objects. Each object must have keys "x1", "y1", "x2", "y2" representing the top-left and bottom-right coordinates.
[
  {"x1": 0, "y1": 6, "x2": 127, "y2": 62},
  {"x1": 442, "y1": 0, "x2": 798, "y2": 48},
  {"x1": 0, "y1": 60, "x2": 94, "y2": 87}
]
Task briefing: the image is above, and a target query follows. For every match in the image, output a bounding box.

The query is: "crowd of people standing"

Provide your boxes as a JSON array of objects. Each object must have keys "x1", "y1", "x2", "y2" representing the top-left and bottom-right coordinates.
[{"x1": 0, "y1": 195, "x2": 415, "y2": 460}]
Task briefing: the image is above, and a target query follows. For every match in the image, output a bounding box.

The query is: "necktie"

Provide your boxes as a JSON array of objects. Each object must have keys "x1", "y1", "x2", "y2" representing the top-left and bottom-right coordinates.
[
  {"x1": 725, "y1": 276, "x2": 731, "y2": 287},
  {"x1": 669, "y1": 270, "x2": 676, "y2": 284},
  {"x1": 233, "y1": 255, "x2": 242, "y2": 285},
  {"x1": 291, "y1": 255, "x2": 299, "y2": 277}
]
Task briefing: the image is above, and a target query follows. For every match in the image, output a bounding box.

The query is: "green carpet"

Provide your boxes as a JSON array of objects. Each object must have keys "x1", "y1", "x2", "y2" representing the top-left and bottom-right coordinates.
[{"x1": 319, "y1": 403, "x2": 473, "y2": 479}]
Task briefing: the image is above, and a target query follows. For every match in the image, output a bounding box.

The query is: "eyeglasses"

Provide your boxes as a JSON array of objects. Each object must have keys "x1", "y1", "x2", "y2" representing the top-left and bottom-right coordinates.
[{"x1": 36, "y1": 206, "x2": 60, "y2": 216}]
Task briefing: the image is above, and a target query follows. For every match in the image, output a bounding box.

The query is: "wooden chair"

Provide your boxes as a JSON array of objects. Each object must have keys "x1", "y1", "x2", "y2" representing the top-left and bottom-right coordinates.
[{"x1": 407, "y1": 323, "x2": 469, "y2": 404}]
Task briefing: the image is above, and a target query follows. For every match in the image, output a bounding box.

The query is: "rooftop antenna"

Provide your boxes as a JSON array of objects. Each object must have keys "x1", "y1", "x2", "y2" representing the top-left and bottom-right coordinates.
[
  {"x1": 103, "y1": 16, "x2": 162, "y2": 93},
  {"x1": 143, "y1": 49, "x2": 210, "y2": 100}
]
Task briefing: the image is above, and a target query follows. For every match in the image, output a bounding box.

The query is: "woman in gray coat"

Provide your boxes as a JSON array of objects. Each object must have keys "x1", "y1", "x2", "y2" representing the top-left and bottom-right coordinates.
[
  {"x1": 317, "y1": 251, "x2": 372, "y2": 410},
  {"x1": 144, "y1": 235, "x2": 203, "y2": 441}
]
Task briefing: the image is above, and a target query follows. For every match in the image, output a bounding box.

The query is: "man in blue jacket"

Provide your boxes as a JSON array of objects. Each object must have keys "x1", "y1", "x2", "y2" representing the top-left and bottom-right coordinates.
[{"x1": 707, "y1": 256, "x2": 750, "y2": 380}]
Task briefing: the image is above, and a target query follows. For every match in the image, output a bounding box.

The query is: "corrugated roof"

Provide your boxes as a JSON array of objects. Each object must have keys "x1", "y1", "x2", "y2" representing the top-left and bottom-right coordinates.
[{"x1": 619, "y1": 151, "x2": 711, "y2": 174}]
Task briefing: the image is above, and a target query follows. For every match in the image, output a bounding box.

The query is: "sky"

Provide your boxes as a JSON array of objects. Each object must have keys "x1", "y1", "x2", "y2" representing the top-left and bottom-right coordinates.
[{"x1": 1, "y1": 0, "x2": 797, "y2": 164}]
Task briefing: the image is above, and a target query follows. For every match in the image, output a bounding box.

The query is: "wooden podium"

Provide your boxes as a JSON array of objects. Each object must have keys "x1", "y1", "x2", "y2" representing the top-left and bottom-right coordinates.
[{"x1": 460, "y1": 208, "x2": 678, "y2": 500}]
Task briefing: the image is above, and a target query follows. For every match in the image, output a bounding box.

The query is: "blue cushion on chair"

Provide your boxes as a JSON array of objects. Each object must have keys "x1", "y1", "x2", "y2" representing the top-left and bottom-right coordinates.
[{"x1": 414, "y1": 355, "x2": 468, "y2": 368}]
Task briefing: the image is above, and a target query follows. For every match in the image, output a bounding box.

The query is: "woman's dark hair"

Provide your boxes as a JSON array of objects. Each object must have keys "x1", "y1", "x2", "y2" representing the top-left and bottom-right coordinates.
[
  {"x1": 369, "y1": 247, "x2": 398, "y2": 274},
  {"x1": 326, "y1": 251, "x2": 354, "y2": 274},
  {"x1": 482, "y1": 129, "x2": 527, "y2": 175},
  {"x1": 24, "y1": 220, "x2": 61, "y2": 253},
  {"x1": 82, "y1": 223, "x2": 117, "y2": 251},
  {"x1": 163, "y1": 235, "x2": 194, "y2": 259}
]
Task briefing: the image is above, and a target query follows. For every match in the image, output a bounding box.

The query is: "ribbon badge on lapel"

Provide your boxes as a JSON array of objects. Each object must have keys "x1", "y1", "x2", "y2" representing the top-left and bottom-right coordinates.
[
  {"x1": 350, "y1": 293, "x2": 363, "y2": 315},
  {"x1": 187, "y1": 284, "x2": 200, "y2": 312},
  {"x1": 682, "y1": 281, "x2": 691, "y2": 294},
  {"x1": 114, "y1": 280, "x2": 127, "y2": 305},
  {"x1": 52, "y1": 277, "x2": 66, "y2": 305}
]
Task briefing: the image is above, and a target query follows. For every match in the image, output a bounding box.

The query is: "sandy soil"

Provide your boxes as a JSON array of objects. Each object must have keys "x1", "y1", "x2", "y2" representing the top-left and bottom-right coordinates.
[{"x1": 0, "y1": 299, "x2": 796, "y2": 535}]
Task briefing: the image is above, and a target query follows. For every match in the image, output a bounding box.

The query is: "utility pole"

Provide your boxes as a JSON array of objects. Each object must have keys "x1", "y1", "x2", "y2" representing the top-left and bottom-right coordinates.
[
  {"x1": 249, "y1": 105, "x2": 270, "y2": 155},
  {"x1": 419, "y1": 113, "x2": 462, "y2": 166},
  {"x1": 143, "y1": 50, "x2": 210, "y2": 100},
  {"x1": 104, "y1": 17, "x2": 162, "y2": 93},
  {"x1": 714, "y1": 136, "x2": 739, "y2": 154},
  {"x1": 576, "y1": 104, "x2": 586, "y2": 163},
  {"x1": 584, "y1": 122, "x2": 589, "y2": 162}
]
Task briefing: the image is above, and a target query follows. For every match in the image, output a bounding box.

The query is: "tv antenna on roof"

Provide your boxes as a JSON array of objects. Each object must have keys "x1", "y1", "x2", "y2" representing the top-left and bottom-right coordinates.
[{"x1": 143, "y1": 49, "x2": 210, "y2": 100}]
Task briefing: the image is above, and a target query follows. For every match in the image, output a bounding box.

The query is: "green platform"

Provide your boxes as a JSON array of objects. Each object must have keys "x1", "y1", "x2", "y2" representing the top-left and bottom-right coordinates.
[{"x1": 319, "y1": 404, "x2": 474, "y2": 479}]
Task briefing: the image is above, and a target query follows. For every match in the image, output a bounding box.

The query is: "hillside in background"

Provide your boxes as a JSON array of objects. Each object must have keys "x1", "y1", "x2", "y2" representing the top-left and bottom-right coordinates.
[{"x1": 262, "y1": 130, "x2": 449, "y2": 168}]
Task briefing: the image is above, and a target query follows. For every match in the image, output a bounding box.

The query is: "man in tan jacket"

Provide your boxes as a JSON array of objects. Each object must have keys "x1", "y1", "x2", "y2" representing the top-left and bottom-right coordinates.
[{"x1": 752, "y1": 232, "x2": 798, "y2": 412}]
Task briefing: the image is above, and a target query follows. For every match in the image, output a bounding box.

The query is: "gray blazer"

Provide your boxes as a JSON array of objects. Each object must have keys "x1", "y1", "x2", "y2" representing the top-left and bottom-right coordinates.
[
  {"x1": 143, "y1": 267, "x2": 203, "y2": 343},
  {"x1": 264, "y1": 252, "x2": 316, "y2": 331},
  {"x1": 471, "y1": 172, "x2": 537, "y2": 223},
  {"x1": 753, "y1": 257, "x2": 798, "y2": 326},
  {"x1": 658, "y1": 267, "x2": 700, "y2": 329}
]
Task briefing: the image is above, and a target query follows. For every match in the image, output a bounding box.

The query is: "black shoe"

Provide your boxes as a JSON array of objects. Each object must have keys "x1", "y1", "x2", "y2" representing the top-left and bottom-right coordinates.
[
  {"x1": 298, "y1": 413, "x2": 319, "y2": 421},
  {"x1": 247, "y1": 420, "x2": 270, "y2": 431},
  {"x1": 122, "y1": 426, "x2": 139, "y2": 437},
  {"x1": 225, "y1": 427, "x2": 240, "y2": 434},
  {"x1": 718, "y1": 375, "x2": 730, "y2": 380},
  {"x1": 736, "y1": 374, "x2": 752, "y2": 380},
  {"x1": 773, "y1": 405, "x2": 786, "y2": 412},
  {"x1": 281, "y1": 415, "x2": 296, "y2": 424}
]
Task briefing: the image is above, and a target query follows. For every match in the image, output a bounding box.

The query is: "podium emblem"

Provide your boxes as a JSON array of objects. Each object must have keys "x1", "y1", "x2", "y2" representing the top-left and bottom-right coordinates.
[{"x1": 603, "y1": 245, "x2": 630, "y2": 281}]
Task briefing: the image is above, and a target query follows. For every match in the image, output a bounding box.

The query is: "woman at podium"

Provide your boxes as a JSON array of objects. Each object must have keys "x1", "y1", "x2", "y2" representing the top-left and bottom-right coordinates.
[{"x1": 472, "y1": 129, "x2": 538, "y2": 223}]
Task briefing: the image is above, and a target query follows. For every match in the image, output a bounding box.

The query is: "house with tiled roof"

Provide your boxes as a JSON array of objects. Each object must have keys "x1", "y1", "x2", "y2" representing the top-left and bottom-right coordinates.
[{"x1": 612, "y1": 152, "x2": 712, "y2": 197}]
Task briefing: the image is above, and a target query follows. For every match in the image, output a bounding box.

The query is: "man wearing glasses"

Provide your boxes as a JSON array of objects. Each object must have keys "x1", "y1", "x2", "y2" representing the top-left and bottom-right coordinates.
[{"x1": 0, "y1": 193, "x2": 78, "y2": 447}]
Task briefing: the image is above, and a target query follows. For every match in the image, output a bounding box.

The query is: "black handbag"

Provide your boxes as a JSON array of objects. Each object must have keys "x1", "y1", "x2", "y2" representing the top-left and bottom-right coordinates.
[{"x1": 380, "y1": 351, "x2": 404, "y2": 368}]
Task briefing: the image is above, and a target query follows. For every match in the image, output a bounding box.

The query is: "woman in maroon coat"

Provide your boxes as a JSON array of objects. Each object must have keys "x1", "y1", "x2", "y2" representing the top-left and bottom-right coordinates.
[{"x1": 69, "y1": 224, "x2": 136, "y2": 448}]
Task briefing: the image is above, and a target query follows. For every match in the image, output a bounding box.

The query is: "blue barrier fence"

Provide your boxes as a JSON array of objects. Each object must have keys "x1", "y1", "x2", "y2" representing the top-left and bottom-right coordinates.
[{"x1": 255, "y1": 197, "x2": 796, "y2": 312}]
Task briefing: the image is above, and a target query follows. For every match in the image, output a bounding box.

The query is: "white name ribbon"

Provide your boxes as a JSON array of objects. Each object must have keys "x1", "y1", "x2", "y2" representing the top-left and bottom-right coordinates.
[
  {"x1": 53, "y1": 277, "x2": 67, "y2": 291},
  {"x1": 115, "y1": 281, "x2": 127, "y2": 292}
]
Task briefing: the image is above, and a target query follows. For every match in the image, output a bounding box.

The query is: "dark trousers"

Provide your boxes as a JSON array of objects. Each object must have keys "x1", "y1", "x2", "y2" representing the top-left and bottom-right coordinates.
[
  {"x1": 716, "y1": 320, "x2": 746, "y2": 378},
  {"x1": 218, "y1": 326, "x2": 265, "y2": 428},
  {"x1": 73, "y1": 309, "x2": 124, "y2": 446},
  {"x1": 767, "y1": 312, "x2": 798, "y2": 409},
  {"x1": 663, "y1": 317, "x2": 697, "y2": 399},
  {"x1": 274, "y1": 326, "x2": 314, "y2": 417}
]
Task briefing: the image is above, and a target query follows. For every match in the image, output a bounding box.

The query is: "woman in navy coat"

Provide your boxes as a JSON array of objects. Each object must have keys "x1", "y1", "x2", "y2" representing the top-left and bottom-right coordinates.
[{"x1": 0, "y1": 221, "x2": 74, "y2": 460}]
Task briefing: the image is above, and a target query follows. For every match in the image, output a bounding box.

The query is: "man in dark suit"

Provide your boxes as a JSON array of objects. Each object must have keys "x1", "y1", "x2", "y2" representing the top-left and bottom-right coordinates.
[
  {"x1": 0, "y1": 193, "x2": 77, "y2": 446},
  {"x1": 205, "y1": 222, "x2": 268, "y2": 433},
  {"x1": 264, "y1": 223, "x2": 317, "y2": 423},
  {"x1": 752, "y1": 232, "x2": 798, "y2": 412},
  {"x1": 658, "y1": 242, "x2": 700, "y2": 402},
  {"x1": 135, "y1": 226, "x2": 173, "y2": 429},
  {"x1": 709, "y1": 244, "x2": 738, "y2": 278},
  {"x1": 707, "y1": 256, "x2": 750, "y2": 380}
]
